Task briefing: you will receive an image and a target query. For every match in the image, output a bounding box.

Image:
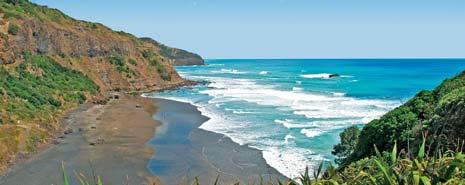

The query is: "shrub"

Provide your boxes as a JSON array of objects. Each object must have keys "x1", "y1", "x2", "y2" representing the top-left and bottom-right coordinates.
[
  {"x1": 6, "y1": 0, "x2": 20, "y2": 5},
  {"x1": 128, "y1": 58, "x2": 137, "y2": 66},
  {"x1": 7, "y1": 24, "x2": 19, "y2": 35},
  {"x1": 141, "y1": 50, "x2": 153, "y2": 59},
  {"x1": 332, "y1": 125, "x2": 360, "y2": 165},
  {"x1": 150, "y1": 58, "x2": 170, "y2": 81},
  {"x1": 108, "y1": 54, "x2": 135, "y2": 76}
]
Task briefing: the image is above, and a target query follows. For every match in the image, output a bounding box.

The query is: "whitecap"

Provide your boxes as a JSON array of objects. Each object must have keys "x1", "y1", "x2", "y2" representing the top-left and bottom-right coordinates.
[
  {"x1": 332, "y1": 92, "x2": 346, "y2": 97},
  {"x1": 212, "y1": 69, "x2": 247, "y2": 74},
  {"x1": 300, "y1": 73, "x2": 353, "y2": 79},
  {"x1": 262, "y1": 147, "x2": 325, "y2": 179},
  {"x1": 300, "y1": 129, "x2": 323, "y2": 138},
  {"x1": 284, "y1": 134, "x2": 295, "y2": 144},
  {"x1": 259, "y1": 71, "x2": 268, "y2": 75},
  {"x1": 292, "y1": 87, "x2": 303, "y2": 91},
  {"x1": 300, "y1": 73, "x2": 333, "y2": 79}
]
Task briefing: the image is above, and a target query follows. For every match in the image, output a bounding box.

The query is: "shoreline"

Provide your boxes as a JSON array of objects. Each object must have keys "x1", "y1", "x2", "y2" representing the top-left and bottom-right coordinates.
[
  {"x1": 0, "y1": 94, "x2": 161, "y2": 185},
  {"x1": 147, "y1": 98, "x2": 288, "y2": 184},
  {"x1": 0, "y1": 92, "x2": 288, "y2": 185}
]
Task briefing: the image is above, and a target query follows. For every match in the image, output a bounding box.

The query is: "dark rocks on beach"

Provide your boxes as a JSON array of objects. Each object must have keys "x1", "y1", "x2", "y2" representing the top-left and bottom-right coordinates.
[
  {"x1": 94, "y1": 99, "x2": 108, "y2": 105},
  {"x1": 90, "y1": 126, "x2": 96, "y2": 129},
  {"x1": 64, "y1": 128, "x2": 73, "y2": 135},
  {"x1": 51, "y1": 139, "x2": 60, "y2": 145},
  {"x1": 89, "y1": 138, "x2": 104, "y2": 146},
  {"x1": 329, "y1": 74, "x2": 340, "y2": 78},
  {"x1": 136, "y1": 104, "x2": 142, "y2": 108}
]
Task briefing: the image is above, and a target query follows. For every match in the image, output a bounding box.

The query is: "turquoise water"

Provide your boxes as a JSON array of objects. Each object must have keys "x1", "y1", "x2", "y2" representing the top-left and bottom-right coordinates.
[{"x1": 144, "y1": 59, "x2": 465, "y2": 178}]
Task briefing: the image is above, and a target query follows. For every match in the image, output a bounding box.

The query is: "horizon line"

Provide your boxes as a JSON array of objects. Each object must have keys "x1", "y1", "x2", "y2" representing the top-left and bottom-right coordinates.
[{"x1": 204, "y1": 57, "x2": 465, "y2": 60}]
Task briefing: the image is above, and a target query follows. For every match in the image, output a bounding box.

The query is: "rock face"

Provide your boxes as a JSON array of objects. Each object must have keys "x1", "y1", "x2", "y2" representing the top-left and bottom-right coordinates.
[
  {"x1": 0, "y1": 1, "x2": 204, "y2": 94},
  {"x1": 329, "y1": 74, "x2": 340, "y2": 78},
  {"x1": 140, "y1": 37, "x2": 204, "y2": 66}
]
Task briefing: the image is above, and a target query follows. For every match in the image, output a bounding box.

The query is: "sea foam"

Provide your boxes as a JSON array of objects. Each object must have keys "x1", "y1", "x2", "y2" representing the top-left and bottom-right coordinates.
[{"x1": 149, "y1": 63, "x2": 400, "y2": 180}]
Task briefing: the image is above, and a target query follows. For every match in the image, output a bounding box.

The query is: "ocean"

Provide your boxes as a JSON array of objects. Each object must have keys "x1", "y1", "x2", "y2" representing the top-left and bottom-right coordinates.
[{"x1": 144, "y1": 59, "x2": 465, "y2": 179}]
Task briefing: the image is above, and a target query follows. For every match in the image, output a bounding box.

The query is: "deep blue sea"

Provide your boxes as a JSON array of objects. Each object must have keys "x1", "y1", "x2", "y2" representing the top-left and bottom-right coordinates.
[{"x1": 145, "y1": 59, "x2": 465, "y2": 178}]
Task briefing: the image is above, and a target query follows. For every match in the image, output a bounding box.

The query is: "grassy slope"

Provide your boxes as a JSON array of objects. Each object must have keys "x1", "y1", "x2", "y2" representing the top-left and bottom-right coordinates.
[{"x1": 0, "y1": 54, "x2": 99, "y2": 168}]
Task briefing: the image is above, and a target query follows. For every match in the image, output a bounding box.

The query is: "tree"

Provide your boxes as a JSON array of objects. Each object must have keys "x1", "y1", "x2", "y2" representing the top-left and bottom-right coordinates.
[{"x1": 332, "y1": 125, "x2": 360, "y2": 165}]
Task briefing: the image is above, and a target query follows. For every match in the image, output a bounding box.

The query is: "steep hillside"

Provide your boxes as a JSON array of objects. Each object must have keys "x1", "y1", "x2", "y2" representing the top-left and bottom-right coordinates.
[
  {"x1": 0, "y1": 0, "x2": 201, "y2": 170},
  {"x1": 140, "y1": 37, "x2": 204, "y2": 66},
  {"x1": 334, "y1": 70, "x2": 465, "y2": 166}
]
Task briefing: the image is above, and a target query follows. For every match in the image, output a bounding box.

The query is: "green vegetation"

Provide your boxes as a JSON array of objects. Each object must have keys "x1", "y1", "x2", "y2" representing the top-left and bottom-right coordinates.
[
  {"x1": 333, "y1": 71, "x2": 465, "y2": 166},
  {"x1": 142, "y1": 50, "x2": 171, "y2": 81},
  {"x1": 128, "y1": 58, "x2": 137, "y2": 66},
  {"x1": 0, "y1": 53, "x2": 99, "y2": 164},
  {"x1": 108, "y1": 54, "x2": 137, "y2": 78},
  {"x1": 5, "y1": 0, "x2": 19, "y2": 5},
  {"x1": 1, "y1": 53, "x2": 99, "y2": 120},
  {"x1": 61, "y1": 162, "x2": 103, "y2": 185},
  {"x1": 315, "y1": 71, "x2": 465, "y2": 184},
  {"x1": 7, "y1": 23, "x2": 19, "y2": 35},
  {"x1": 314, "y1": 141, "x2": 465, "y2": 185},
  {"x1": 0, "y1": 0, "x2": 69, "y2": 22},
  {"x1": 332, "y1": 125, "x2": 360, "y2": 165}
]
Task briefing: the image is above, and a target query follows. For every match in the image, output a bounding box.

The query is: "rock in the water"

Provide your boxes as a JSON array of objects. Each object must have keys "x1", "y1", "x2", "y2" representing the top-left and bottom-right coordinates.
[{"x1": 329, "y1": 74, "x2": 340, "y2": 78}]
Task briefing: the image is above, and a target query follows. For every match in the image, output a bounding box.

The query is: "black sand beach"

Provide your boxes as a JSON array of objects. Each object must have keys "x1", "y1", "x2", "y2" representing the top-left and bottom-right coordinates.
[
  {"x1": 0, "y1": 96, "x2": 287, "y2": 185},
  {"x1": 149, "y1": 98, "x2": 288, "y2": 184},
  {"x1": 0, "y1": 95, "x2": 160, "y2": 185}
]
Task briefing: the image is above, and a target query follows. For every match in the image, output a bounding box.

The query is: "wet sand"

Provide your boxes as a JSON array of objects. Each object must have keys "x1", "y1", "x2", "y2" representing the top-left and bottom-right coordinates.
[
  {"x1": 0, "y1": 96, "x2": 288, "y2": 185},
  {"x1": 148, "y1": 98, "x2": 288, "y2": 184},
  {"x1": 0, "y1": 94, "x2": 160, "y2": 185}
]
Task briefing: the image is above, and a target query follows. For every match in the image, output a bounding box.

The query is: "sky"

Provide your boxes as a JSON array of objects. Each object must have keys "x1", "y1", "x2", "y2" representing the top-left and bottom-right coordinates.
[{"x1": 32, "y1": 0, "x2": 465, "y2": 59}]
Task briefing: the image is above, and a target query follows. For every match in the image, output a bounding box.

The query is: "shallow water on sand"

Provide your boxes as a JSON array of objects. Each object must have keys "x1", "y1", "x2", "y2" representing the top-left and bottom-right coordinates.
[
  {"x1": 145, "y1": 59, "x2": 465, "y2": 178},
  {"x1": 147, "y1": 98, "x2": 287, "y2": 184}
]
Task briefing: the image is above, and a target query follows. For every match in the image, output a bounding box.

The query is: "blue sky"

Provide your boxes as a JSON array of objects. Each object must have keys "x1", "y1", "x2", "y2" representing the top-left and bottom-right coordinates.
[{"x1": 32, "y1": 0, "x2": 465, "y2": 59}]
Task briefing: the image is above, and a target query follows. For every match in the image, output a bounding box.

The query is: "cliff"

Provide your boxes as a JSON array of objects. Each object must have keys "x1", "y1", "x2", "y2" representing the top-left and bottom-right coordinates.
[
  {"x1": 140, "y1": 37, "x2": 204, "y2": 66},
  {"x1": 0, "y1": 0, "x2": 201, "y2": 170}
]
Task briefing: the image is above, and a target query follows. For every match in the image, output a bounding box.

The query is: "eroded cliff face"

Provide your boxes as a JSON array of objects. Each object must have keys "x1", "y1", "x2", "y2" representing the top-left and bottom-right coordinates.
[{"x1": 0, "y1": 2, "x2": 202, "y2": 94}]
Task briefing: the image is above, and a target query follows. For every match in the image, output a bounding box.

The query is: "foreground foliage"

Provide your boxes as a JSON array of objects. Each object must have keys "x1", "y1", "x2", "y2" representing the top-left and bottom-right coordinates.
[{"x1": 333, "y1": 71, "x2": 465, "y2": 165}]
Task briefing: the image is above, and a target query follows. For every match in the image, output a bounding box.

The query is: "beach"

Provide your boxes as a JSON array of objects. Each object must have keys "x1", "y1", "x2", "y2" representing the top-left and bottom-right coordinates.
[
  {"x1": 0, "y1": 94, "x2": 160, "y2": 185},
  {"x1": 0, "y1": 94, "x2": 287, "y2": 185},
  {"x1": 149, "y1": 98, "x2": 288, "y2": 184}
]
